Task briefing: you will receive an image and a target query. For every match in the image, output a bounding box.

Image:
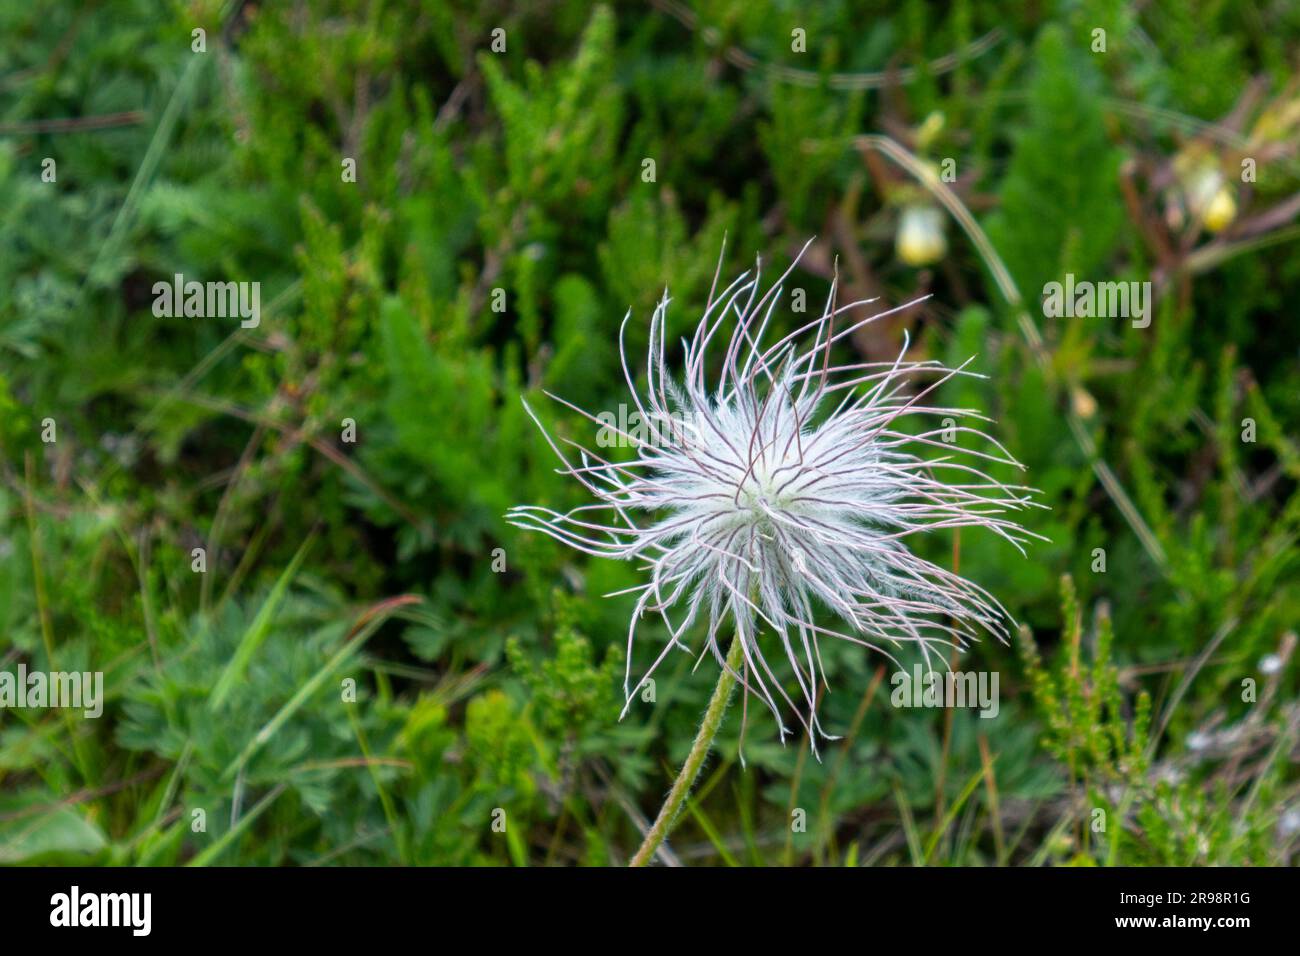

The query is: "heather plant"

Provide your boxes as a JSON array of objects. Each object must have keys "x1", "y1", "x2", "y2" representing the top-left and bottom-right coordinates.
[{"x1": 0, "y1": 0, "x2": 1297, "y2": 868}]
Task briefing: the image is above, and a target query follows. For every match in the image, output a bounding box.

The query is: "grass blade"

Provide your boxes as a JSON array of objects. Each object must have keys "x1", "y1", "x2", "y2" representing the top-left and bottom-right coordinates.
[{"x1": 209, "y1": 532, "x2": 316, "y2": 710}]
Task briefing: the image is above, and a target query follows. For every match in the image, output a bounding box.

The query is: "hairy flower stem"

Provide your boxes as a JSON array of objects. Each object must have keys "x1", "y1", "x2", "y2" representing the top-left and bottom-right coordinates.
[{"x1": 629, "y1": 634, "x2": 745, "y2": 867}]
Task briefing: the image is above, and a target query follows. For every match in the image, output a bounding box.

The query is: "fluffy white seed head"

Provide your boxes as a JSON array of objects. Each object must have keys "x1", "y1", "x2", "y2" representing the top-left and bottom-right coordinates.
[{"x1": 508, "y1": 239, "x2": 1044, "y2": 754}]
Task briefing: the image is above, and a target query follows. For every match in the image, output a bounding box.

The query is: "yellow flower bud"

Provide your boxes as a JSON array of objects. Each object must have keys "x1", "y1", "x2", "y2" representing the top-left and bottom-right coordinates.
[
  {"x1": 1203, "y1": 185, "x2": 1237, "y2": 233},
  {"x1": 915, "y1": 111, "x2": 945, "y2": 152},
  {"x1": 896, "y1": 205, "x2": 947, "y2": 267}
]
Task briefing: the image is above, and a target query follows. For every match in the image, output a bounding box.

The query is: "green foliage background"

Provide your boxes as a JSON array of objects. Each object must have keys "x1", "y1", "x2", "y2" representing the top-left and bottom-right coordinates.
[{"x1": 1, "y1": 0, "x2": 1297, "y2": 866}]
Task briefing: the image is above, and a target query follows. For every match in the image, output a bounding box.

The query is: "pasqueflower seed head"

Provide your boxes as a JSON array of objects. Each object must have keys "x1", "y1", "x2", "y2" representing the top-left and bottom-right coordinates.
[{"x1": 508, "y1": 240, "x2": 1044, "y2": 754}]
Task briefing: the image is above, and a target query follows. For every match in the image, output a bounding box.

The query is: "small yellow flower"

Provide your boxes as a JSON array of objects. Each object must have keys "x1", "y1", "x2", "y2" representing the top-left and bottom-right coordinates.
[
  {"x1": 1203, "y1": 185, "x2": 1237, "y2": 233},
  {"x1": 1179, "y1": 163, "x2": 1237, "y2": 233},
  {"x1": 896, "y1": 205, "x2": 947, "y2": 266}
]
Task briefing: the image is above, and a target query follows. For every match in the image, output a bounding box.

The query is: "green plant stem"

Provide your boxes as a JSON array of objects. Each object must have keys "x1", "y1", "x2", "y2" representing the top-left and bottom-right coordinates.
[{"x1": 630, "y1": 634, "x2": 744, "y2": 867}]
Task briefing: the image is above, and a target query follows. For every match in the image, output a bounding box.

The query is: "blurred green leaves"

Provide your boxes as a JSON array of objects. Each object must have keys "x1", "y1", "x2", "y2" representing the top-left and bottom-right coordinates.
[{"x1": 1, "y1": 0, "x2": 1297, "y2": 867}]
